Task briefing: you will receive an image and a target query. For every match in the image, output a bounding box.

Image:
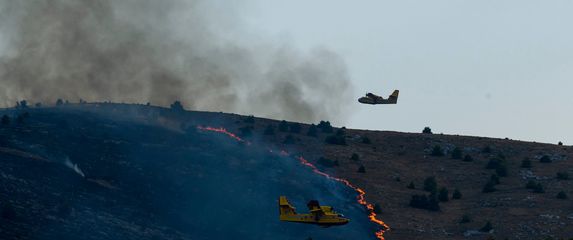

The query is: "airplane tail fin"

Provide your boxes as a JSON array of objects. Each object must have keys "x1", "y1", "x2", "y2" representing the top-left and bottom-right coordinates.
[
  {"x1": 389, "y1": 90, "x2": 399, "y2": 103},
  {"x1": 279, "y1": 196, "x2": 297, "y2": 216}
]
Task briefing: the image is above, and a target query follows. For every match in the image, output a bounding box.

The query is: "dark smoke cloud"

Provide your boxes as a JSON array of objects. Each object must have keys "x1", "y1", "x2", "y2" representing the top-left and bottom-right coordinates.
[{"x1": 0, "y1": 0, "x2": 354, "y2": 123}]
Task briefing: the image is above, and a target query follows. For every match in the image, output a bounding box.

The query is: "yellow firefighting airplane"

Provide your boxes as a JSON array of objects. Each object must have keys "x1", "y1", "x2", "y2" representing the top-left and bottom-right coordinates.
[{"x1": 278, "y1": 196, "x2": 350, "y2": 227}]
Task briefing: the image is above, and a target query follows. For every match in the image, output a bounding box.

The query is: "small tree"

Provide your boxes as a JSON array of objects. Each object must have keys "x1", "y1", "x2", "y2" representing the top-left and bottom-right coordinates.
[
  {"x1": 373, "y1": 203, "x2": 382, "y2": 214},
  {"x1": 482, "y1": 181, "x2": 496, "y2": 193},
  {"x1": 438, "y1": 187, "x2": 449, "y2": 202},
  {"x1": 317, "y1": 121, "x2": 333, "y2": 133},
  {"x1": 480, "y1": 221, "x2": 493, "y2": 232},
  {"x1": 289, "y1": 123, "x2": 302, "y2": 134},
  {"x1": 452, "y1": 189, "x2": 462, "y2": 199},
  {"x1": 482, "y1": 145, "x2": 492, "y2": 154},
  {"x1": 1, "y1": 115, "x2": 9, "y2": 125},
  {"x1": 244, "y1": 115, "x2": 255, "y2": 124},
  {"x1": 307, "y1": 124, "x2": 318, "y2": 137},
  {"x1": 264, "y1": 125, "x2": 275, "y2": 135},
  {"x1": 407, "y1": 181, "x2": 415, "y2": 189},
  {"x1": 350, "y1": 153, "x2": 360, "y2": 161},
  {"x1": 430, "y1": 145, "x2": 444, "y2": 157},
  {"x1": 422, "y1": 127, "x2": 433, "y2": 134},
  {"x1": 526, "y1": 180, "x2": 538, "y2": 189},
  {"x1": 451, "y1": 147, "x2": 463, "y2": 159},
  {"x1": 18, "y1": 100, "x2": 28, "y2": 109},
  {"x1": 557, "y1": 172, "x2": 570, "y2": 180},
  {"x1": 361, "y1": 136, "x2": 371, "y2": 144},
  {"x1": 423, "y1": 177, "x2": 438, "y2": 193},
  {"x1": 460, "y1": 214, "x2": 471, "y2": 223},
  {"x1": 558, "y1": 141, "x2": 563, "y2": 146},
  {"x1": 539, "y1": 155, "x2": 552, "y2": 163},
  {"x1": 317, "y1": 157, "x2": 339, "y2": 168},
  {"x1": 496, "y1": 163, "x2": 508, "y2": 177},
  {"x1": 278, "y1": 120, "x2": 289, "y2": 132},
  {"x1": 557, "y1": 191, "x2": 568, "y2": 199},
  {"x1": 521, "y1": 158, "x2": 532, "y2": 168},
  {"x1": 239, "y1": 126, "x2": 253, "y2": 138},
  {"x1": 532, "y1": 183, "x2": 544, "y2": 193},
  {"x1": 56, "y1": 99, "x2": 64, "y2": 106},
  {"x1": 463, "y1": 154, "x2": 473, "y2": 162},
  {"x1": 490, "y1": 174, "x2": 500, "y2": 185},
  {"x1": 283, "y1": 135, "x2": 296, "y2": 144},
  {"x1": 357, "y1": 165, "x2": 366, "y2": 173},
  {"x1": 170, "y1": 101, "x2": 184, "y2": 111}
]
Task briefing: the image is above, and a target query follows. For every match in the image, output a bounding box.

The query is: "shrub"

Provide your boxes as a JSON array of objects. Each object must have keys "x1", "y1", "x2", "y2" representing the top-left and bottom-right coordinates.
[
  {"x1": 557, "y1": 191, "x2": 568, "y2": 199},
  {"x1": 482, "y1": 181, "x2": 497, "y2": 193},
  {"x1": 460, "y1": 214, "x2": 471, "y2": 223},
  {"x1": 357, "y1": 165, "x2": 366, "y2": 173},
  {"x1": 170, "y1": 101, "x2": 184, "y2": 111},
  {"x1": 56, "y1": 99, "x2": 64, "y2": 106},
  {"x1": 325, "y1": 135, "x2": 346, "y2": 145},
  {"x1": 423, "y1": 177, "x2": 438, "y2": 193},
  {"x1": 490, "y1": 174, "x2": 500, "y2": 185},
  {"x1": 409, "y1": 194, "x2": 440, "y2": 211},
  {"x1": 317, "y1": 157, "x2": 339, "y2": 168},
  {"x1": 557, "y1": 172, "x2": 570, "y2": 180},
  {"x1": 1, "y1": 115, "x2": 9, "y2": 125},
  {"x1": 438, "y1": 187, "x2": 449, "y2": 202},
  {"x1": 558, "y1": 141, "x2": 563, "y2": 146},
  {"x1": 407, "y1": 181, "x2": 415, "y2": 189},
  {"x1": 486, "y1": 158, "x2": 501, "y2": 169},
  {"x1": 422, "y1": 127, "x2": 432, "y2": 134},
  {"x1": 480, "y1": 221, "x2": 493, "y2": 232},
  {"x1": 289, "y1": 123, "x2": 301, "y2": 134},
  {"x1": 482, "y1": 146, "x2": 492, "y2": 154},
  {"x1": 452, "y1": 189, "x2": 462, "y2": 199},
  {"x1": 264, "y1": 125, "x2": 275, "y2": 135},
  {"x1": 35, "y1": 103, "x2": 42, "y2": 108},
  {"x1": 283, "y1": 135, "x2": 296, "y2": 144},
  {"x1": 532, "y1": 183, "x2": 544, "y2": 193},
  {"x1": 17, "y1": 100, "x2": 28, "y2": 109},
  {"x1": 361, "y1": 136, "x2": 371, "y2": 144},
  {"x1": 350, "y1": 153, "x2": 360, "y2": 161},
  {"x1": 317, "y1": 121, "x2": 333, "y2": 133},
  {"x1": 539, "y1": 155, "x2": 552, "y2": 163},
  {"x1": 1, "y1": 202, "x2": 16, "y2": 220},
  {"x1": 526, "y1": 180, "x2": 538, "y2": 189},
  {"x1": 521, "y1": 158, "x2": 532, "y2": 168},
  {"x1": 244, "y1": 115, "x2": 255, "y2": 124},
  {"x1": 430, "y1": 145, "x2": 444, "y2": 157},
  {"x1": 278, "y1": 120, "x2": 289, "y2": 132},
  {"x1": 451, "y1": 147, "x2": 463, "y2": 159},
  {"x1": 463, "y1": 154, "x2": 473, "y2": 162},
  {"x1": 495, "y1": 163, "x2": 508, "y2": 177},
  {"x1": 307, "y1": 124, "x2": 318, "y2": 137},
  {"x1": 373, "y1": 204, "x2": 382, "y2": 214}
]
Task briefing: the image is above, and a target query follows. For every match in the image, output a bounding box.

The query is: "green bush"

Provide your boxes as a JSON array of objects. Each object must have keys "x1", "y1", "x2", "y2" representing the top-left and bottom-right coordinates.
[
  {"x1": 317, "y1": 157, "x2": 339, "y2": 168},
  {"x1": 557, "y1": 172, "x2": 570, "y2": 180},
  {"x1": 482, "y1": 181, "x2": 496, "y2": 193},
  {"x1": 409, "y1": 194, "x2": 440, "y2": 211},
  {"x1": 350, "y1": 153, "x2": 360, "y2": 161},
  {"x1": 317, "y1": 121, "x2": 333, "y2": 133},
  {"x1": 557, "y1": 191, "x2": 568, "y2": 199},
  {"x1": 170, "y1": 101, "x2": 184, "y2": 111},
  {"x1": 438, "y1": 187, "x2": 449, "y2": 202},
  {"x1": 244, "y1": 115, "x2": 255, "y2": 124},
  {"x1": 357, "y1": 165, "x2": 366, "y2": 173},
  {"x1": 521, "y1": 158, "x2": 532, "y2": 168},
  {"x1": 430, "y1": 145, "x2": 444, "y2": 157},
  {"x1": 451, "y1": 147, "x2": 463, "y2": 159},
  {"x1": 480, "y1": 221, "x2": 493, "y2": 232},
  {"x1": 278, "y1": 120, "x2": 289, "y2": 132},
  {"x1": 307, "y1": 124, "x2": 318, "y2": 137},
  {"x1": 264, "y1": 125, "x2": 275, "y2": 135},
  {"x1": 463, "y1": 154, "x2": 473, "y2": 162},
  {"x1": 56, "y1": 99, "x2": 64, "y2": 106},
  {"x1": 539, "y1": 155, "x2": 552, "y2": 163},
  {"x1": 422, "y1": 127, "x2": 432, "y2": 134},
  {"x1": 407, "y1": 181, "x2": 415, "y2": 189},
  {"x1": 558, "y1": 141, "x2": 563, "y2": 146},
  {"x1": 423, "y1": 177, "x2": 438, "y2": 193},
  {"x1": 452, "y1": 189, "x2": 462, "y2": 199}
]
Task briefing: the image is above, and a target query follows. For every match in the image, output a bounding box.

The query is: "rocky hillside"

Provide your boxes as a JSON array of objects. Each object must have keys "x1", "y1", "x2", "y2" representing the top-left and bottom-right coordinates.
[{"x1": 1, "y1": 103, "x2": 571, "y2": 240}]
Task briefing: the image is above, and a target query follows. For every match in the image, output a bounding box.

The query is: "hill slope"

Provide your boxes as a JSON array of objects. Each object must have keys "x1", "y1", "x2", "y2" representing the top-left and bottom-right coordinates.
[{"x1": 1, "y1": 103, "x2": 572, "y2": 240}]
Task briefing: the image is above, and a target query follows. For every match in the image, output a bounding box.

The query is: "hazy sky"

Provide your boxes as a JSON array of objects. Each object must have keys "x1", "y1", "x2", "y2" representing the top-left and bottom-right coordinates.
[{"x1": 245, "y1": 0, "x2": 573, "y2": 144}]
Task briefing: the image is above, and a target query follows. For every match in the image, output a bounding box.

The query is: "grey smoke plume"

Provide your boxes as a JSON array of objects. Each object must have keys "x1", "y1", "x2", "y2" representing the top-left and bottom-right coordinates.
[{"x1": 0, "y1": 0, "x2": 354, "y2": 123}]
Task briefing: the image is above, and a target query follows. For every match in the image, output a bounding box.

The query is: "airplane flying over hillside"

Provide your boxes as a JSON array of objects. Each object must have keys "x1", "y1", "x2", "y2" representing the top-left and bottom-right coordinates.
[
  {"x1": 278, "y1": 196, "x2": 349, "y2": 227},
  {"x1": 358, "y1": 90, "x2": 399, "y2": 105}
]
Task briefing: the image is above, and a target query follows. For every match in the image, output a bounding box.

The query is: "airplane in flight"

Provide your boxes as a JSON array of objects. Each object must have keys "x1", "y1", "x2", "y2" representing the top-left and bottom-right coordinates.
[
  {"x1": 358, "y1": 90, "x2": 399, "y2": 105},
  {"x1": 278, "y1": 196, "x2": 349, "y2": 227}
]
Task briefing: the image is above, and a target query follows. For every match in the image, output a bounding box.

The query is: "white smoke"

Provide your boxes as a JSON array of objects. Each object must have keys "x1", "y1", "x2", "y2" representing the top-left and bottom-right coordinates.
[{"x1": 64, "y1": 157, "x2": 85, "y2": 178}]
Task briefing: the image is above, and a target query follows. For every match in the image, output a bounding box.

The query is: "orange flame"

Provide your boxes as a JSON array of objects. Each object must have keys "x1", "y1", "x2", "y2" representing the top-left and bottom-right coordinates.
[{"x1": 197, "y1": 126, "x2": 389, "y2": 239}]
